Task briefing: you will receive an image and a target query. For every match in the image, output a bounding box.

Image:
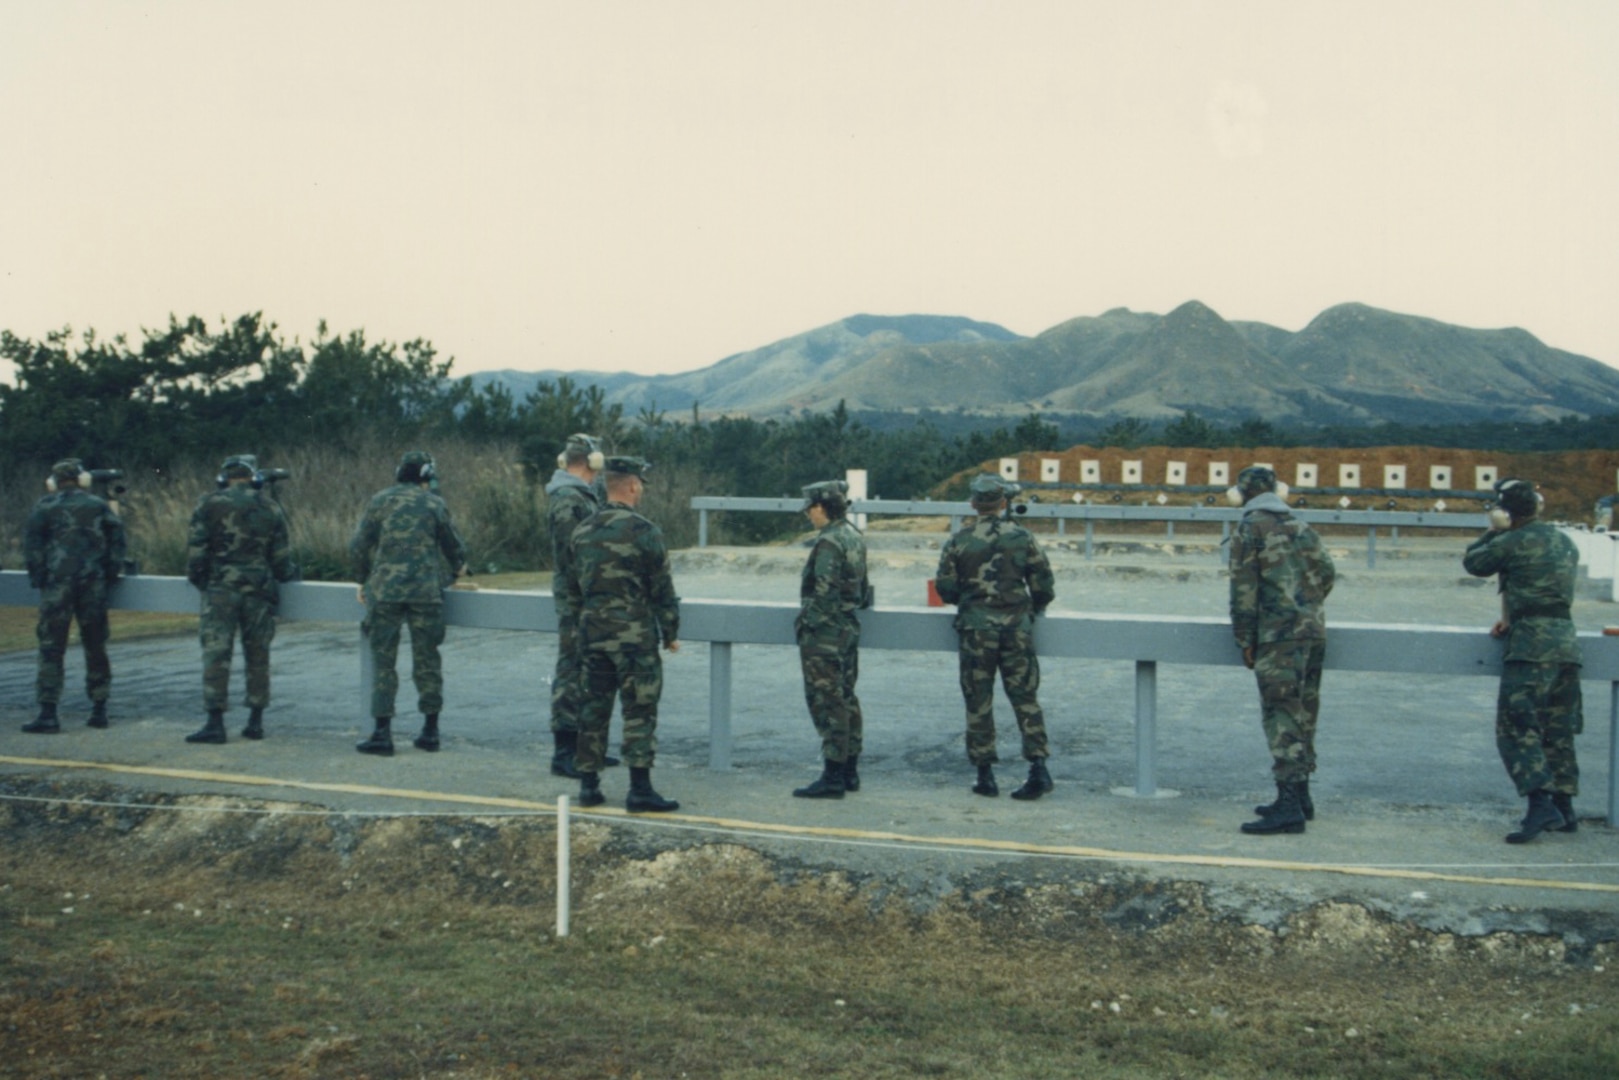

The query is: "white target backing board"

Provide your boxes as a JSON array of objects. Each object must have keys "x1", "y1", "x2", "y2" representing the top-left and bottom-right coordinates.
[
  {"x1": 1166, "y1": 461, "x2": 1186, "y2": 485},
  {"x1": 1339, "y1": 464, "x2": 1361, "y2": 487}
]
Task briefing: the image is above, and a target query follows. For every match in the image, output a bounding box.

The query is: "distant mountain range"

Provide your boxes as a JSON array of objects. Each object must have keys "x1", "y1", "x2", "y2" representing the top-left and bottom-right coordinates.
[{"x1": 467, "y1": 303, "x2": 1619, "y2": 426}]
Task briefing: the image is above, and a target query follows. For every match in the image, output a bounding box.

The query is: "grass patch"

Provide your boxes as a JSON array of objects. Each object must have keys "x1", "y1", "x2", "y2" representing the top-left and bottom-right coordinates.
[
  {"x1": 0, "y1": 606, "x2": 198, "y2": 655},
  {"x1": 2, "y1": 789, "x2": 1615, "y2": 1079}
]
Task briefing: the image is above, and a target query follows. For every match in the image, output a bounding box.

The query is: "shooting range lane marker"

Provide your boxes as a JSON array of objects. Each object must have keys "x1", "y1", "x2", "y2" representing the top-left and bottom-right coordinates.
[{"x1": 2, "y1": 753, "x2": 1616, "y2": 895}]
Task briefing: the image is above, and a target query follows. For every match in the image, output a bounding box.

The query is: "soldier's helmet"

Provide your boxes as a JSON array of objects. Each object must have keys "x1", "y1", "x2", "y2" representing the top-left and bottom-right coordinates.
[
  {"x1": 1494, "y1": 478, "x2": 1540, "y2": 520},
  {"x1": 800, "y1": 479, "x2": 849, "y2": 513},
  {"x1": 1235, "y1": 465, "x2": 1278, "y2": 499},
  {"x1": 48, "y1": 459, "x2": 88, "y2": 491},
  {"x1": 969, "y1": 473, "x2": 1018, "y2": 504},
  {"x1": 603, "y1": 455, "x2": 651, "y2": 480},
  {"x1": 219, "y1": 455, "x2": 258, "y2": 479},
  {"x1": 396, "y1": 450, "x2": 436, "y2": 484}
]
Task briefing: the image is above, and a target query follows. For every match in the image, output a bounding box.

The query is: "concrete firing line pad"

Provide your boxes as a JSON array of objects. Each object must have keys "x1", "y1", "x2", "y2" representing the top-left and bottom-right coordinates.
[{"x1": 1, "y1": 532, "x2": 1615, "y2": 936}]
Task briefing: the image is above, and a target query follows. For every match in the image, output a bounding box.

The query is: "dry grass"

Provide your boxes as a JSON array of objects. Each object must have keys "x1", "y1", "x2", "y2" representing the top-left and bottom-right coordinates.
[{"x1": 2, "y1": 783, "x2": 1615, "y2": 1080}]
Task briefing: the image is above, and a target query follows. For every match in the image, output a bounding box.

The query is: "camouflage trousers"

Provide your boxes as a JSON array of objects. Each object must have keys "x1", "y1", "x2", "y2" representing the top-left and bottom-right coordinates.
[
  {"x1": 364, "y1": 600, "x2": 447, "y2": 718},
  {"x1": 1496, "y1": 661, "x2": 1582, "y2": 797},
  {"x1": 958, "y1": 623, "x2": 1048, "y2": 766},
  {"x1": 578, "y1": 647, "x2": 662, "y2": 772},
  {"x1": 798, "y1": 620, "x2": 864, "y2": 763},
  {"x1": 549, "y1": 612, "x2": 584, "y2": 734},
  {"x1": 200, "y1": 586, "x2": 277, "y2": 711},
  {"x1": 1253, "y1": 639, "x2": 1325, "y2": 783},
  {"x1": 35, "y1": 578, "x2": 111, "y2": 706}
]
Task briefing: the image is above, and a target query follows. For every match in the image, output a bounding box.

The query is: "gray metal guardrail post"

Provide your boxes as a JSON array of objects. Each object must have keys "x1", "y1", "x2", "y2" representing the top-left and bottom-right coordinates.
[
  {"x1": 709, "y1": 642, "x2": 733, "y2": 770},
  {"x1": 1134, "y1": 660, "x2": 1157, "y2": 796}
]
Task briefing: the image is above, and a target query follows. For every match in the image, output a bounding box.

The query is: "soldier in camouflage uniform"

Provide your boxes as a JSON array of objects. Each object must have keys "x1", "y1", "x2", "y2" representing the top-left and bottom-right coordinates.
[
  {"x1": 1228, "y1": 465, "x2": 1336, "y2": 835},
  {"x1": 544, "y1": 433, "x2": 618, "y2": 777},
  {"x1": 935, "y1": 474, "x2": 1056, "y2": 800},
  {"x1": 350, "y1": 450, "x2": 467, "y2": 756},
  {"x1": 182, "y1": 456, "x2": 300, "y2": 744},
  {"x1": 563, "y1": 456, "x2": 682, "y2": 812},
  {"x1": 1463, "y1": 478, "x2": 1583, "y2": 843},
  {"x1": 21, "y1": 459, "x2": 127, "y2": 733},
  {"x1": 791, "y1": 479, "x2": 873, "y2": 800}
]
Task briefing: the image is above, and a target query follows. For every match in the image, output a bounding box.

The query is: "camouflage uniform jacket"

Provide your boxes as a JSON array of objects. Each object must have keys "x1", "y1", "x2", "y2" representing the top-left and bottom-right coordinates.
[
  {"x1": 350, "y1": 484, "x2": 467, "y2": 605},
  {"x1": 797, "y1": 518, "x2": 872, "y2": 636},
  {"x1": 1462, "y1": 521, "x2": 1581, "y2": 665},
  {"x1": 565, "y1": 502, "x2": 679, "y2": 650},
  {"x1": 544, "y1": 469, "x2": 599, "y2": 619},
  {"x1": 935, "y1": 514, "x2": 1055, "y2": 631},
  {"x1": 1229, "y1": 493, "x2": 1335, "y2": 648},
  {"x1": 23, "y1": 489, "x2": 127, "y2": 589},
  {"x1": 187, "y1": 485, "x2": 299, "y2": 595}
]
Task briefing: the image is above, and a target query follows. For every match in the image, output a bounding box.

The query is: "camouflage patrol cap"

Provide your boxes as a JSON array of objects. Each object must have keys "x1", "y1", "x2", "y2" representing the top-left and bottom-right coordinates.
[
  {"x1": 220, "y1": 454, "x2": 258, "y2": 478},
  {"x1": 50, "y1": 458, "x2": 86, "y2": 481},
  {"x1": 969, "y1": 474, "x2": 1018, "y2": 502},
  {"x1": 800, "y1": 479, "x2": 849, "y2": 511},
  {"x1": 1494, "y1": 478, "x2": 1540, "y2": 519},
  {"x1": 1235, "y1": 465, "x2": 1278, "y2": 498},
  {"x1": 603, "y1": 455, "x2": 651, "y2": 479}
]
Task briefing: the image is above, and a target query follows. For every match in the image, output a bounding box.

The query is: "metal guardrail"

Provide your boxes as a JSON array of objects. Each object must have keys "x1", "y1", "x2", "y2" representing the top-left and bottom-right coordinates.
[
  {"x1": 689, "y1": 497, "x2": 1492, "y2": 569},
  {"x1": 1, "y1": 570, "x2": 1614, "y2": 823}
]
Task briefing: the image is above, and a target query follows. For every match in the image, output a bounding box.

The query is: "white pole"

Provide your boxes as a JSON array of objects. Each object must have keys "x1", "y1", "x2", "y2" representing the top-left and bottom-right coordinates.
[{"x1": 556, "y1": 795, "x2": 571, "y2": 938}]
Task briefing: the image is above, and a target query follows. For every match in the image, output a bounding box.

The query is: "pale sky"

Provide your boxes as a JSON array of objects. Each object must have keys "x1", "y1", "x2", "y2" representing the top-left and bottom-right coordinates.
[{"x1": 2, "y1": 0, "x2": 1616, "y2": 382}]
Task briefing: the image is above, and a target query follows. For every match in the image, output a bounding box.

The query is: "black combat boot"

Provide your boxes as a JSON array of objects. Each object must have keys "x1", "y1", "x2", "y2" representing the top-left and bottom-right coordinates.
[
  {"x1": 1010, "y1": 759, "x2": 1054, "y2": 801},
  {"x1": 577, "y1": 771, "x2": 605, "y2": 808},
  {"x1": 842, "y1": 754, "x2": 861, "y2": 793},
  {"x1": 792, "y1": 761, "x2": 846, "y2": 799},
  {"x1": 626, "y1": 766, "x2": 679, "y2": 813},
  {"x1": 241, "y1": 707, "x2": 265, "y2": 740},
  {"x1": 1255, "y1": 779, "x2": 1315, "y2": 821},
  {"x1": 413, "y1": 713, "x2": 440, "y2": 752},
  {"x1": 1241, "y1": 781, "x2": 1306, "y2": 834},
  {"x1": 22, "y1": 702, "x2": 59, "y2": 734},
  {"x1": 356, "y1": 717, "x2": 395, "y2": 756},
  {"x1": 551, "y1": 730, "x2": 581, "y2": 777},
  {"x1": 87, "y1": 700, "x2": 109, "y2": 729},
  {"x1": 1505, "y1": 789, "x2": 1566, "y2": 844},
  {"x1": 971, "y1": 763, "x2": 999, "y2": 797},
  {"x1": 1550, "y1": 792, "x2": 1577, "y2": 834},
  {"x1": 186, "y1": 710, "x2": 228, "y2": 745}
]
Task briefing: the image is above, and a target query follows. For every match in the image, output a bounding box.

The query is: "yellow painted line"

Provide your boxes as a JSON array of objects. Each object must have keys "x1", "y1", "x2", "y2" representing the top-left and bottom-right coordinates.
[{"x1": 4, "y1": 753, "x2": 1616, "y2": 895}]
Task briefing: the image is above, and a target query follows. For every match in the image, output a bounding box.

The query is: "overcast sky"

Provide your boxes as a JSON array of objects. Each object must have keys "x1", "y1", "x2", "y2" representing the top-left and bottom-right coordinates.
[{"x1": 2, "y1": 0, "x2": 1615, "y2": 382}]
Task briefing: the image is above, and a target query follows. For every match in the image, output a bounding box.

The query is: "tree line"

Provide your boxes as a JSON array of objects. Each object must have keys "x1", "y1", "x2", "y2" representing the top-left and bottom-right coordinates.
[{"x1": 5, "y1": 314, "x2": 1618, "y2": 554}]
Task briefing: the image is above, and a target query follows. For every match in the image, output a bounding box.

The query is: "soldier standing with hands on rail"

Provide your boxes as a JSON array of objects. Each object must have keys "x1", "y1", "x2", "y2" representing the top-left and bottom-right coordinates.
[
  {"x1": 184, "y1": 455, "x2": 300, "y2": 744},
  {"x1": 1463, "y1": 478, "x2": 1584, "y2": 843},
  {"x1": 1229, "y1": 465, "x2": 1336, "y2": 836},
  {"x1": 935, "y1": 473, "x2": 1056, "y2": 800}
]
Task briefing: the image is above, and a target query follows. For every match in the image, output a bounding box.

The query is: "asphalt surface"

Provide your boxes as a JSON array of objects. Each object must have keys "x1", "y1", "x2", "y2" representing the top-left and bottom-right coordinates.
[{"x1": 2, "y1": 530, "x2": 1616, "y2": 939}]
